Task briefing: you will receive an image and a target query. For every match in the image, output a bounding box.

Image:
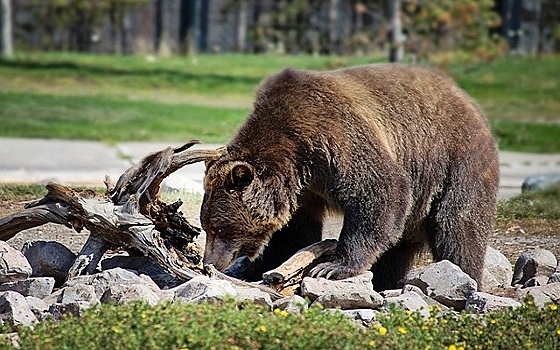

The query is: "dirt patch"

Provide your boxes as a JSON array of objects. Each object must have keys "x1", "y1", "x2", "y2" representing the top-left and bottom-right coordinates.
[{"x1": 2, "y1": 198, "x2": 560, "y2": 267}]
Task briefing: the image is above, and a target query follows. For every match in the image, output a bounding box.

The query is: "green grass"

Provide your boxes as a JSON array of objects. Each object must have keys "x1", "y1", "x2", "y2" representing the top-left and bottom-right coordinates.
[
  {"x1": 497, "y1": 187, "x2": 560, "y2": 221},
  {"x1": 451, "y1": 55, "x2": 560, "y2": 121},
  {"x1": 0, "y1": 91, "x2": 247, "y2": 143},
  {"x1": 0, "y1": 183, "x2": 47, "y2": 200},
  {"x1": 0, "y1": 52, "x2": 559, "y2": 151},
  {"x1": 491, "y1": 119, "x2": 560, "y2": 153},
  {"x1": 3, "y1": 299, "x2": 558, "y2": 350}
]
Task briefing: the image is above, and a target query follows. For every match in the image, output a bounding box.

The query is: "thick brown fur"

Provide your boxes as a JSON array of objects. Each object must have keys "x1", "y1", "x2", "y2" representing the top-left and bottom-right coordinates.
[{"x1": 201, "y1": 64, "x2": 499, "y2": 290}]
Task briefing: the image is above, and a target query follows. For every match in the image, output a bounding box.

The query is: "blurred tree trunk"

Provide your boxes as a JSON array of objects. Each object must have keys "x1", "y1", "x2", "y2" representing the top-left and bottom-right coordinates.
[
  {"x1": 327, "y1": 0, "x2": 339, "y2": 54},
  {"x1": 179, "y1": 0, "x2": 196, "y2": 55},
  {"x1": 0, "y1": 0, "x2": 13, "y2": 57},
  {"x1": 154, "y1": 0, "x2": 163, "y2": 53},
  {"x1": 235, "y1": 0, "x2": 248, "y2": 52},
  {"x1": 386, "y1": 0, "x2": 403, "y2": 62}
]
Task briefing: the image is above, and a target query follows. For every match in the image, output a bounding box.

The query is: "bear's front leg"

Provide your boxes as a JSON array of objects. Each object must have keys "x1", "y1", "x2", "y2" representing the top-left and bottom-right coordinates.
[{"x1": 309, "y1": 176, "x2": 410, "y2": 280}]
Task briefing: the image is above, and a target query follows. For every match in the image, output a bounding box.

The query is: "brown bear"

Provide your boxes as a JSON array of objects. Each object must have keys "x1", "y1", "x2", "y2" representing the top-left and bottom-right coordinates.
[{"x1": 200, "y1": 64, "x2": 499, "y2": 290}]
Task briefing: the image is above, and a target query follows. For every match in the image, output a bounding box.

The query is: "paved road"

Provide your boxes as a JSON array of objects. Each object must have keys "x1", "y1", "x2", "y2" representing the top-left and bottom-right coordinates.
[{"x1": 1, "y1": 137, "x2": 559, "y2": 199}]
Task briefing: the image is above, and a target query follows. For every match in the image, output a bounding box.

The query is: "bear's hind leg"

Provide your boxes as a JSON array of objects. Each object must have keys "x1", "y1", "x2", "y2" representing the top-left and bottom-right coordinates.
[
  {"x1": 426, "y1": 159, "x2": 498, "y2": 284},
  {"x1": 370, "y1": 240, "x2": 424, "y2": 290}
]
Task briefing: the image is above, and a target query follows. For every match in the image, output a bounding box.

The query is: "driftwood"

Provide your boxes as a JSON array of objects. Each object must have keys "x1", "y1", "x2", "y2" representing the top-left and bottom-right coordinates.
[
  {"x1": 0, "y1": 139, "x2": 336, "y2": 300},
  {"x1": 0, "y1": 140, "x2": 217, "y2": 282},
  {"x1": 262, "y1": 239, "x2": 338, "y2": 295}
]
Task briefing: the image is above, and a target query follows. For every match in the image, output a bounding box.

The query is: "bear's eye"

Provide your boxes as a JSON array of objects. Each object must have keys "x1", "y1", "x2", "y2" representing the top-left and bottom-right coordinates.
[{"x1": 231, "y1": 163, "x2": 253, "y2": 189}]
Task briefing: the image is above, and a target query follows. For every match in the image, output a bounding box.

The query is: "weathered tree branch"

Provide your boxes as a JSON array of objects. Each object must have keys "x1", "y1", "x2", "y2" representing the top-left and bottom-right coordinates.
[
  {"x1": 262, "y1": 239, "x2": 338, "y2": 295},
  {"x1": 0, "y1": 140, "x2": 220, "y2": 283}
]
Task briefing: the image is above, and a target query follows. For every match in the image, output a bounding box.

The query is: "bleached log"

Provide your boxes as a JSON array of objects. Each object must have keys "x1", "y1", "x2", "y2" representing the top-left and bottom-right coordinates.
[{"x1": 262, "y1": 239, "x2": 338, "y2": 294}]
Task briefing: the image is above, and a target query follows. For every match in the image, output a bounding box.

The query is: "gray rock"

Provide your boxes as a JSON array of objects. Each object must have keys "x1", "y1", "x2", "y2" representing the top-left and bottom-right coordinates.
[
  {"x1": 0, "y1": 277, "x2": 55, "y2": 299},
  {"x1": 379, "y1": 289, "x2": 402, "y2": 298},
  {"x1": 383, "y1": 291, "x2": 430, "y2": 318},
  {"x1": 272, "y1": 295, "x2": 308, "y2": 314},
  {"x1": 517, "y1": 282, "x2": 560, "y2": 308},
  {"x1": 60, "y1": 284, "x2": 99, "y2": 305},
  {"x1": 512, "y1": 249, "x2": 557, "y2": 286},
  {"x1": 0, "y1": 241, "x2": 32, "y2": 284},
  {"x1": 522, "y1": 173, "x2": 560, "y2": 193},
  {"x1": 523, "y1": 276, "x2": 550, "y2": 288},
  {"x1": 340, "y1": 308, "x2": 378, "y2": 322},
  {"x1": 43, "y1": 283, "x2": 99, "y2": 314},
  {"x1": 481, "y1": 246, "x2": 513, "y2": 292},
  {"x1": 25, "y1": 296, "x2": 49, "y2": 321},
  {"x1": 399, "y1": 260, "x2": 477, "y2": 310},
  {"x1": 48, "y1": 301, "x2": 92, "y2": 319},
  {"x1": 101, "y1": 255, "x2": 182, "y2": 289},
  {"x1": 301, "y1": 272, "x2": 384, "y2": 309},
  {"x1": 548, "y1": 272, "x2": 560, "y2": 284},
  {"x1": 22, "y1": 241, "x2": 76, "y2": 286},
  {"x1": 173, "y1": 275, "x2": 238, "y2": 304},
  {"x1": 401, "y1": 284, "x2": 449, "y2": 311},
  {"x1": 65, "y1": 268, "x2": 160, "y2": 297},
  {"x1": 100, "y1": 284, "x2": 161, "y2": 306},
  {"x1": 233, "y1": 286, "x2": 273, "y2": 309},
  {"x1": 466, "y1": 292, "x2": 522, "y2": 313},
  {"x1": 0, "y1": 291, "x2": 37, "y2": 327}
]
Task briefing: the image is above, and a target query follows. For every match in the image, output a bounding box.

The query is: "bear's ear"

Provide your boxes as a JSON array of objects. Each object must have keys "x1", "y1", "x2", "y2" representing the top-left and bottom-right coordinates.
[{"x1": 231, "y1": 163, "x2": 253, "y2": 189}]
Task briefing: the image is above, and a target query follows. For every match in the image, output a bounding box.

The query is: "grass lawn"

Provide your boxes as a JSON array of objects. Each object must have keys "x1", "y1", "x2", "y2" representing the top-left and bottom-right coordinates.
[{"x1": 0, "y1": 52, "x2": 559, "y2": 150}]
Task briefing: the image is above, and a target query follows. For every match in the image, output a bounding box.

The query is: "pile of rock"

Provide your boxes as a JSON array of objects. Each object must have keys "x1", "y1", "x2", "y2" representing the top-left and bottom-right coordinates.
[{"x1": 0, "y1": 240, "x2": 559, "y2": 328}]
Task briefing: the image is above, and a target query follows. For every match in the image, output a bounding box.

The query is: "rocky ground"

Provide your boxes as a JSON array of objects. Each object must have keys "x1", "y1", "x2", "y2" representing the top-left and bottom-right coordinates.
[{"x1": 2, "y1": 195, "x2": 560, "y2": 269}]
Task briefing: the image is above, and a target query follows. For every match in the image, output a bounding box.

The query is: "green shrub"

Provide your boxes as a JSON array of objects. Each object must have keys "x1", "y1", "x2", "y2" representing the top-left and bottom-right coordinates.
[{"x1": 2, "y1": 299, "x2": 558, "y2": 350}]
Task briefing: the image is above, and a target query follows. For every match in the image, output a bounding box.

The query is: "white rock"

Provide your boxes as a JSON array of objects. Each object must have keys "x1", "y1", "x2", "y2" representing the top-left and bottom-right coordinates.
[
  {"x1": 399, "y1": 260, "x2": 477, "y2": 310},
  {"x1": 301, "y1": 272, "x2": 383, "y2": 309},
  {"x1": 466, "y1": 292, "x2": 521, "y2": 313},
  {"x1": 173, "y1": 275, "x2": 238, "y2": 304},
  {"x1": 0, "y1": 291, "x2": 37, "y2": 327},
  {"x1": 383, "y1": 291, "x2": 430, "y2": 318},
  {"x1": 0, "y1": 277, "x2": 55, "y2": 299},
  {"x1": 101, "y1": 284, "x2": 161, "y2": 306},
  {"x1": 481, "y1": 246, "x2": 513, "y2": 292},
  {"x1": 0, "y1": 242, "x2": 32, "y2": 284},
  {"x1": 273, "y1": 295, "x2": 308, "y2": 314}
]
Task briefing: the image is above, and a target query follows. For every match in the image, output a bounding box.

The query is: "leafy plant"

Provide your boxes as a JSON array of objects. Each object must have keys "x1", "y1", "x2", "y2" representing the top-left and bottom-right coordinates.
[{"x1": 2, "y1": 299, "x2": 559, "y2": 350}]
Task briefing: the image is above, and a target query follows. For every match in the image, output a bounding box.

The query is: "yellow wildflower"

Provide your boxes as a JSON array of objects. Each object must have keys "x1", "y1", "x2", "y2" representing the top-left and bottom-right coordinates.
[
  {"x1": 448, "y1": 345, "x2": 457, "y2": 350},
  {"x1": 550, "y1": 304, "x2": 558, "y2": 311},
  {"x1": 405, "y1": 310, "x2": 412, "y2": 315},
  {"x1": 490, "y1": 319, "x2": 497, "y2": 324},
  {"x1": 557, "y1": 329, "x2": 560, "y2": 336},
  {"x1": 379, "y1": 327, "x2": 388, "y2": 336},
  {"x1": 273, "y1": 308, "x2": 281, "y2": 315},
  {"x1": 280, "y1": 310, "x2": 288, "y2": 317},
  {"x1": 259, "y1": 325, "x2": 267, "y2": 332},
  {"x1": 368, "y1": 340, "x2": 375, "y2": 347},
  {"x1": 398, "y1": 327, "x2": 407, "y2": 334}
]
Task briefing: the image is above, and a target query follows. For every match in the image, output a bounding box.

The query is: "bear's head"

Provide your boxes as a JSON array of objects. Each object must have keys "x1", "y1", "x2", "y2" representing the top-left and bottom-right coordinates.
[{"x1": 200, "y1": 150, "x2": 299, "y2": 271}]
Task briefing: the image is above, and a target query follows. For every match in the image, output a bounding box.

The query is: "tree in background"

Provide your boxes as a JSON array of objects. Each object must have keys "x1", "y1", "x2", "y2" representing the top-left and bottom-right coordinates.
[
  {"x1": 0, "y1": 0, "x2": 13, "y2": 57},
  {"x1": 8, "y1": 0, "x2": 549, "y2": 59},
  {"x1": 402, "y1": 0, "x2": 506, "y2": 62}
]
